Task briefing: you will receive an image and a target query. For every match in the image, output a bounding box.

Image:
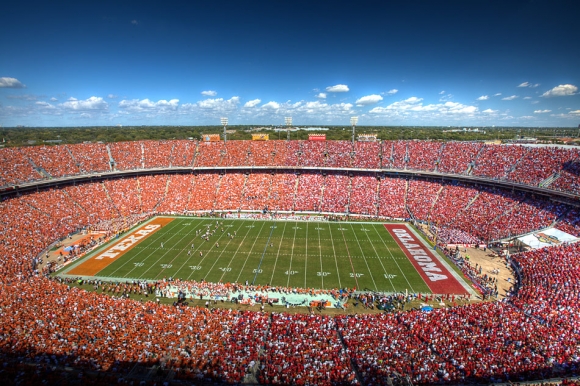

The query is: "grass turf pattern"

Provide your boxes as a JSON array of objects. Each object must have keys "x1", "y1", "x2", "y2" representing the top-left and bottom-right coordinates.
[{"x1": 80, "y1": 217, "x2": 439, "y2": 294}]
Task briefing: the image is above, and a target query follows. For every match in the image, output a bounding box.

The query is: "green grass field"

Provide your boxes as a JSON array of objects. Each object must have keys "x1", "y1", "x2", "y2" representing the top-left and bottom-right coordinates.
[{"x1": 63, "y1": 217, "x2": 446, "y2": 293}]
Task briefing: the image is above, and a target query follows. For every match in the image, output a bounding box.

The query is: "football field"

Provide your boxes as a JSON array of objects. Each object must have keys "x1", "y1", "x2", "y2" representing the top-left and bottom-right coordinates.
[{"x1": 61, "y1": 217, "x2": 470, "y2": 294}]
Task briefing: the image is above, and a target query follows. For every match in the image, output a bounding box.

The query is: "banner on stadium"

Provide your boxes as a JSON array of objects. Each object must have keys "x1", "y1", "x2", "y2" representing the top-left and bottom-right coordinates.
[
  {"x1": 252, "y1": 134, "x2": 269, "y2": 141},
  {"x1": 308, "y1": 134, "x2": 326, "y2": 141},
  {"x1": 203, "y1": 134, "x2": 221, "y2": 142},
  {"x1": 357, "y1": 134, "x2": 377, "y2": 142}
]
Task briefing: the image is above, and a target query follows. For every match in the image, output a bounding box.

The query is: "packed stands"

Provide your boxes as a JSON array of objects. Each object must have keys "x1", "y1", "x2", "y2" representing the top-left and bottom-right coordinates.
[
  {"x1": 300, "y1": 140, "x2": 326, "y2": 167},
  {"x1": 194, "y1": 141, "x2": 225, "y2": 167},
  {"x1": 156, "y1": 174, "x2": 194, "y2": 213},
  {"x1": 240, "y1": 172, "x2": 272, "y2": 210},
  {"x1": 67, "y1": 143, "x2": 110, "y2": 173},
  {"x1": 294, "y1": 173, "x2": 323, "y2": 211},
  {"x1": 170, "y1": 139, "x2": 196, "y2": 167},
  {"x1": 508, "y1": 146, "x2": 573, "y2": 186},
  {"x1": 109, "y1": 141, "x2": 143, "y2": 170},
  {"x1": 429, "y1": 183, "x2": 479, "y2": 227},
  {"x1": 223, "y1": 141, "x2": 250, "y2": 166},
  {"x1": 352, "y1": 141, "x2": 380, "y2": 169},
  {"x1": 215, "y1": 172, "x2": 246, "y2": 210},
  {"x1": 0, "y1": 147, "x2": 41, "y2": 186},
  {"x1": 325, "y1": 140, "x2": 352, "y2": 168},
  {"x1": 21, "y1": 145, "x2": 79, "y2": 178},
  {"x1": 284, "y1": 140, "x2": 301, "y2": 167},
  {"x1": 472, "y1": 143, "x2": 528, "y2": 179},
  {"x1": 348, "y1": 174, "x2": 378, "y2": 216},
  {"x1": 321, "y1": 173, "x2": 350, "y2": 213},
  {"x1": 437, "y1": 141, "x2": 483, "y2": 174},
  {"x1": 188, "y1": 173, "x2": 220, "y2": 211},
  {"x1": 386, "y1": 140, "x2": 408, "y2": 169},
  {"x1": 406, "y1": 179, "x2": 442, "y2": 221},
  {"x1": 1, "y1": 140, "x2": 580, "y2": 384},
  {"x1": 407, "y1": 140, "x2": 442, "y2": 171},
  {"x1": 137, "y1": 174, "x2": 168, "y2": 213},
  {"x1": 103, "y1": 177, "x2": 141, "y2": 215},
  {"x1": 260, "y1": 313, "x2": 358, "y2": 385},
  {"x1": 248, "y1": 140, "x2": 275, "y2": 166},
  {"x1": 266, "y1": 172, "x2": 296, "y2": 212},
  {"x1": 377, "y1": 176, "x2": 408, "y2": 218}
]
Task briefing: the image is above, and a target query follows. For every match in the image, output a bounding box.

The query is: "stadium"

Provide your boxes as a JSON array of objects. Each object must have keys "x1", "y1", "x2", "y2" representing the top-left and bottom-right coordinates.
[{"x1": 1, "y1": 139, "x2": 579, "y2": 385}]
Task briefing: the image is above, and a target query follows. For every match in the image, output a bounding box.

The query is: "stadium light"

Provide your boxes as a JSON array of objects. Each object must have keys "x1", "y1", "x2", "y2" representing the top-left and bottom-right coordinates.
[
  {"x1": 350, "y1": 116, "x2": 358, "y2": 145},
  {"x1": 221, "y1": 117, "x2": 228, "y2": 143},
  {"x1": 285, "y1": 117, "x2": 292, "y2": 140}
]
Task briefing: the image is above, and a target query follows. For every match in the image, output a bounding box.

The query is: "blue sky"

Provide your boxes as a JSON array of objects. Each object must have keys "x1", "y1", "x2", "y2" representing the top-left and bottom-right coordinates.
[{"x1": 1, "y1": 0, "x2": 579, "y2": 127}]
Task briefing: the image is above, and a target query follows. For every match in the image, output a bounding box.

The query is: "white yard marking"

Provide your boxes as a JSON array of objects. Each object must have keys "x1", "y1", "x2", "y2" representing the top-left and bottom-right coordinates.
[{"x1": 372, "y1": 224, "x2": 417, "y2": 293}]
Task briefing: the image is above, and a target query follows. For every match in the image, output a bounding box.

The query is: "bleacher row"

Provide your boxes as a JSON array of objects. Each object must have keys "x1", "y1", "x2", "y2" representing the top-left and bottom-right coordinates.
[
  {"x1": 2, "y1": 140, "x2": 580, "y2": 195},
  {"x1": 0, "y1": 172, "x2": 579, "y2": 384},
  {"x1": 5, "y1": 172, "x2": 579, "y2": 244}
]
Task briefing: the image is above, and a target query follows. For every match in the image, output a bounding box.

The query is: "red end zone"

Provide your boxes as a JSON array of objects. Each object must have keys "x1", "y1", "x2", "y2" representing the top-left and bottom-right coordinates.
[{"x1": 384, "y1": 224, "x2": 468, "y2": 295}]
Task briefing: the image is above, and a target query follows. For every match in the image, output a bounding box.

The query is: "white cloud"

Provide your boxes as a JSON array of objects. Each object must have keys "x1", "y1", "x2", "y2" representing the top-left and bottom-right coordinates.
[
  {"x1": 355, "y1": 94, "x2": 383, "y2": 106},
  {"x1": 201, "y1": 90, "x2": 217, "y2": 97},
  {"x1": 476, "y1": 95, "x2": 489, "y2": 101},
  {"x1": 569, "y1": 110, "x2": 580, "y2": 115},
  {"x1": 262, "y1": 101, "x2": 280, "y2": 109},
  {"x1": 49, "y1": 97, "x2": 58, "y2": 101},
  {"x1": 195, "y1": 96, "x2": 239, "y2": 110},
  {"x1": 386, "y1": 89, "x2": 398, "y2": 95},
  {"x1": 520, "y1": 116, "x2": 535, "y2": 120},
  {"x1": 541, "y1": 84, "x2": 578, "y2": 97},
  {"x1": 131, "y1": 20, "x2": 138, "y2": 25},
  {"x1": 502, "y1": 95, "x2": 518, "y2": 100},
  {"x1": 316, "y1": 92, "x2": 327, "y2": 99},
  {"x1": 0, "y1": 77, "x2": 25, "y2": 88},
  {"x1": 523, "y1": 96, "x2": 532, "y2": 100},
  {"x1": 534, "y1": 109, "x2": 552, "y2": 114},
  {"x1": 439, "y1": 90, "x2": 445, "y2": 95},
  {"x1": 493, "y1": 93, "x2": 502, "y2": 97},
  {"x1": 325, "y1": 84, "x2": 349, "y2": 93},
  {"x1": 61, "y1": 96, "x2": 108, "y2": 111},
  {"x1": 482, "y1": 109, "x2": 497, "y2": 113},
  {"x1": 118, "y1": 98, "x2": 179, "y2": 113},
  {"x1": 244, "y1": 99, "x2": 261, "y2": 108},
  {"x1": 369, "y1": 97, "x2": 478, "y2": 116},
  {"x1": 107, "y1": 94, "x2": 117, "y2": 99},
  {"x1": 517, "y1": 82, "x2": 540, "y2": 88}
]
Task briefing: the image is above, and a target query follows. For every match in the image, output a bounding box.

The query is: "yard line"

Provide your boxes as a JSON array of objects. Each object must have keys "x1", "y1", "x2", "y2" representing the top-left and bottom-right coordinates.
[
  {"x1": 137, "y1": 220, "x2": 203, "y2": 279},
  {"x1": 337, "y1": 226, "x2": 360, "y2": 290},
  {"x1": 286, "y1": 221, "x2": 298, "y2": 287},
  {"x1": 348, "y1": 223, "x2": 378, "y2": 292},
  {"x1": 361, "y1": 224, "x2": 397, "y2": 292},
  {"x1": 109, "y1": 218, "x2": 184, "y2": 277},
  {"x1": 235, "y1": 221, "x2": 268, "y2": 283},
  {"x1": 252, "y1": 219, "x2": 277, "y2": 285},
  {"x1": 327, "y1": 225, "x2": 342, "y2": 288},
  {"x1": 208, "y1": 220, "x2": 254, "y2": 282},
  {"x1": 304, "y1": 222, "x2": 308, "y2": 288},
  {"x1": 183, "y1": 220, "x2": 246, "y2": 281},
  {"x1": 372, "y1": 224, "x2": 417, "y2": 293},
  {"x1": 269, "y1": 222, "x2": 288, "y2": 284},
  {"x1": 317, "y1": 224, "x2": 324, "y2": 288}
]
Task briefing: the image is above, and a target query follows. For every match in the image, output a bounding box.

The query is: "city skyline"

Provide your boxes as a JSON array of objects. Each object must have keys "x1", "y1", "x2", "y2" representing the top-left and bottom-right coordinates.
[{"x1": 1, "y1": 0, "x2": 579, "y2": 127}]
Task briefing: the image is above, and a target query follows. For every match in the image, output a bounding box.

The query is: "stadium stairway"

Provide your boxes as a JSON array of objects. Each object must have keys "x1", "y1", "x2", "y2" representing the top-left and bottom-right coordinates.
[{"x1": 539, "y1": 172, "x2": 560, "y2": 188}]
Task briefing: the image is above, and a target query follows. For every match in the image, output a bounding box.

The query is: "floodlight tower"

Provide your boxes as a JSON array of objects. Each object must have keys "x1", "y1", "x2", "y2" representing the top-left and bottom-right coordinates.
[
  {"x1": 285, "y1": 117, "x2": 292, "y2": 140},
  {"x1": 221, "y1": 117, "x2": 228, "y2": 143},
  {"x1": 350, "y1": 116, "x2": 358, "y2": 145}
]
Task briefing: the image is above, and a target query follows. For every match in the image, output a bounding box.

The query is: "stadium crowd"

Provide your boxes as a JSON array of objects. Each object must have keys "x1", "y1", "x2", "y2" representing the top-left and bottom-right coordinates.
[
  {"x1": 0, "y1": 141, "x2": 579, "y2": 384},
  {"x1": 2, "y1": 140, "x2": 580, "y2": 198}
]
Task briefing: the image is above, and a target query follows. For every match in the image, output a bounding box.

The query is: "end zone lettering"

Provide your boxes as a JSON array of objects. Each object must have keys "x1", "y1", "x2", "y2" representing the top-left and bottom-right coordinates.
[
  {"x1": 392, "y1": 228, "x2": 448, "y2": 282},
  {"x1": 96, "y1": 224, "x2": 161, "y2": 260}
]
